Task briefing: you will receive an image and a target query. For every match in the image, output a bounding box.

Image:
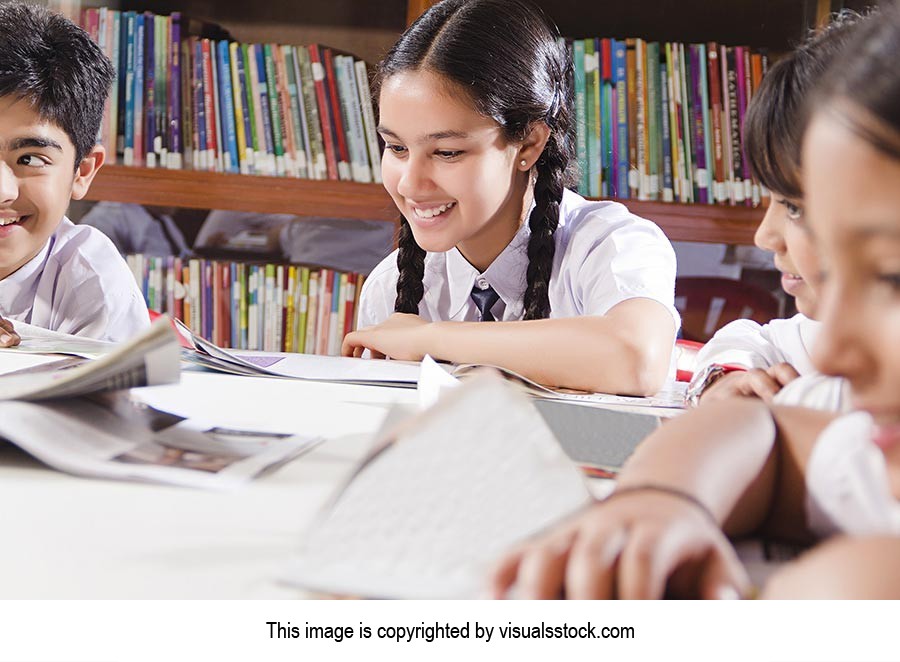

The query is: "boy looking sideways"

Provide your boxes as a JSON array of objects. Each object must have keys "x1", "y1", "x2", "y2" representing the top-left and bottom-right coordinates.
[{"x1": 0, "y1": 2, "x2": 148, "y2": 347}]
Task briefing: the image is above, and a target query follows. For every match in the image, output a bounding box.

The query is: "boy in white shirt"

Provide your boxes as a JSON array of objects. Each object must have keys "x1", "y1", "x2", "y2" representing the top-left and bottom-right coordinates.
[{"x1": 0, "y1": 2, "x2": 148, "y2": 347}]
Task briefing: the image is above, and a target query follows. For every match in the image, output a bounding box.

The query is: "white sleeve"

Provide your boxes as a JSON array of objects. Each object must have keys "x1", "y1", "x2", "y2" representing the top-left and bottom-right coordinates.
[
  {"x1": 356, "y1": 251, "x2": 400, "y2": 329},
  {"x1": 693, "y1": 319, "x2": 789, "y2": 373},
  {"x1": 574, "y1": 216, "x2": 679, "y2": 328},
  {"x1": 805, "y1": 412, "x2": 900, "y2": 538}
]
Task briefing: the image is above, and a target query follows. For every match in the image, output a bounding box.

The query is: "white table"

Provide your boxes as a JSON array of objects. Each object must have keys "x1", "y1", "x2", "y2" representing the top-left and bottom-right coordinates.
[{"x1": 0, "y1": 370, "x2": 419, "y2": 598}]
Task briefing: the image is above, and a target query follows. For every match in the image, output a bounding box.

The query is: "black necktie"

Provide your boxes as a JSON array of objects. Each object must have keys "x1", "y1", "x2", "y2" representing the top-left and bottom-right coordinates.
[{"x1": 471, "y1": 283, "x2": 500, "y2": 322}]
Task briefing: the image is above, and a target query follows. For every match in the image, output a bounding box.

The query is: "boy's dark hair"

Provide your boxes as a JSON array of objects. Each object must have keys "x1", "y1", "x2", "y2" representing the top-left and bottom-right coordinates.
[
  {"x1": 0, "y1": 2, "x2": 114, "y2": 167},
  {"x1": 377, "y1": 0, "x2": 576, "y2": 321},
  {"x1": 743, "y1": 11, "x2": 863, "y2": 199},
  {"x1": 811, "y1": 2, "x2": 900, "y2": 162}
]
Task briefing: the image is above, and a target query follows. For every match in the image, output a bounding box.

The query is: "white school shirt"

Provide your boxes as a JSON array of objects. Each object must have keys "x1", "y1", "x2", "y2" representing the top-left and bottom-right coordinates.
[
  {"x1": 0, "y1": 218, "x2": 149, "y2": 342},
  {"x1": 693, "y1": 313, "x2": 851, "y2": 412},
  {"x1": 693, "y1": 313, "x2": 820, "y2": 376},
  {"x1": 806, "y1": 411, "x2": 900, "y2": 538},
  {"x1": 358, "y1": 189, "x2": 680, "y2": 332}
]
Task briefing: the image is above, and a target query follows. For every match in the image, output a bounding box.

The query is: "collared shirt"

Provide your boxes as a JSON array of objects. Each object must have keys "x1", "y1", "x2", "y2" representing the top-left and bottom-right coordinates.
[
  {"x1": 0, "y1": 218, "x2": 149, "y2": 342},
  {"x1": 358, "y1": 189, "x2": 680, "y2": 330},
  {"x1": 806, "y1": 411, "x2": 900, "y2": 538}
]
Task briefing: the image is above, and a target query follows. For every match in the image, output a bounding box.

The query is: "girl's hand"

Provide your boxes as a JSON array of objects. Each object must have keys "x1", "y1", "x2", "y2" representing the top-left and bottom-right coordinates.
[
  {"x1": 489, "y1": 490, "x2": 750, "y2": 599},
  {"x1": 342, "y1": 313, "x2": 431, "y2": 360},
  {"x1": 701, "y1": 362, "x2": 800, "y2": 404},
  {"x1": 0, "y1": 316, "x2": 20, "y2": 348}
]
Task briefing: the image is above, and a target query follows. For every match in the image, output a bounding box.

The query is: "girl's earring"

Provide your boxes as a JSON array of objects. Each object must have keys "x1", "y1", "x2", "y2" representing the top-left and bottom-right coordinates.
[{"x1": 520, "y1": 159, "x2": 528, "y2": 169}]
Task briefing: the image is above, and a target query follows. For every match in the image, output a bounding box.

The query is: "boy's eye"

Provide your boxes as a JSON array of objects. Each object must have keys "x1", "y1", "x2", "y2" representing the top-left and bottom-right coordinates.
[{"x1": 17, "y1": 154, "x2": 48, "y2": 167}]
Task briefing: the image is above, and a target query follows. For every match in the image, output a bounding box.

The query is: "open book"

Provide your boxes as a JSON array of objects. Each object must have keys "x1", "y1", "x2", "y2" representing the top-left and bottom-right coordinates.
[{"x1": 281, "y1": 373, "x2": 593, "y2": 598}]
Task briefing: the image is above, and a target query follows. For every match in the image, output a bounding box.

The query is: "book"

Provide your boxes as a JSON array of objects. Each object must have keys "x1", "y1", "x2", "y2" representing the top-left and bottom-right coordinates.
[{"x1": 282, "y1": 373, "x2": 592, "y2": 598}]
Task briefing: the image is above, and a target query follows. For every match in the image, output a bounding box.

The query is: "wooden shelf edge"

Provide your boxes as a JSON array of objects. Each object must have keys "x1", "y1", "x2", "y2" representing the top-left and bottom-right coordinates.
[
  {"x1": 86, "y1": 165, "x2": 401, "y2": 223},
  {"x1": 85, "y1": 165, "x2": 762, "y2": 244},
  {"x1": 610, "y1": 198, "x2": 763, "y2": 245}
]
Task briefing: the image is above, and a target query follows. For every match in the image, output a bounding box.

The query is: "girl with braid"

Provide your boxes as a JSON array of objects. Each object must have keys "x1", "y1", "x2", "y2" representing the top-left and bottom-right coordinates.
[{"x1": 343, "y1": 0, "x2": 679, "y2": 395}]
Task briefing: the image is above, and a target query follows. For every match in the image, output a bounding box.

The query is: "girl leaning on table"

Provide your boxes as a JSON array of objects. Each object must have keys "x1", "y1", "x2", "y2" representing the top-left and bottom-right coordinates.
[
  {"x1": 491, "y1": 3, "x2": 900, "y2": 600},
  {"x1": 341, "y1": 0, "x2": 680, "y2": 396}
]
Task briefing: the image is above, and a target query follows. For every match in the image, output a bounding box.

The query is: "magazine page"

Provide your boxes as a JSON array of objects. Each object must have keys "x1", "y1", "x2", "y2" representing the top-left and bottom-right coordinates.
[
  {"x1": 0, "y1": 392, "x2": 321, "y2": 489},
  {"x1": 451, "y1": 362, "x2": 687, "y2": 411},
  {"x1": 174, "y1": 318, "x2": 425, "y2": 386},
  {"x1": 0, "y1": 318, "x2": 180, "y2": 401},
  {"x1": 1, "y1": 320, "x2": 115, "y2": 358},
  {"x1": 282, "y1": 373, "x2": 592, "y2": 598}
]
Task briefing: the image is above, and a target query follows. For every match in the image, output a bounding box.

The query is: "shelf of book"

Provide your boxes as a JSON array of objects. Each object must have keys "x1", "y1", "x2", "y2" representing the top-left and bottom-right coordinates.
[{"x1": 84, "y1": 164, "x2": 763, "y2": 244}]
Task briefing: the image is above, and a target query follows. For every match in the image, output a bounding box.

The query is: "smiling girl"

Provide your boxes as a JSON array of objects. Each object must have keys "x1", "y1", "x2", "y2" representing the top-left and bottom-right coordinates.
[
  {"x1": 491, "y1": 5, "x2": 900, "y2": 599},
  {"x1": 688, "y1": 14, "x2": 860, "y2": 408},
  {"x1": 341, "y1": 0, "x2": 679, "y2": 395}
]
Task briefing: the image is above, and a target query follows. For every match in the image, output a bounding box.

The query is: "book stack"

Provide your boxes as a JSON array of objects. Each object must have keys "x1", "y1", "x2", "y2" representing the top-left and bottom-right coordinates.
[
  {"x1": 568, "y1": 37, "x2": 768, "y2": 207},
  {"x1": 125, "y1": 255, "x2": 366, "y2": 356},
  {"x1": 80, "y1": 8, "x2": 382, "y2": 183}
]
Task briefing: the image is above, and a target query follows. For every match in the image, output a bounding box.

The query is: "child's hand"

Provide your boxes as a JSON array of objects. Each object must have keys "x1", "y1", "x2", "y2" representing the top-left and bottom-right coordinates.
[
  {"x1": 0, "y1": 316, "x2": 20, "y2": 347},
  {"x1": 489, "y1": 489, "x2": 750, "y2": 599},
  {"x1": 342, "y1": 313, "x2": 430, "y2": 360},
  {"x1": 701, "y1": 363, "x2": 800, "y2": 404}
]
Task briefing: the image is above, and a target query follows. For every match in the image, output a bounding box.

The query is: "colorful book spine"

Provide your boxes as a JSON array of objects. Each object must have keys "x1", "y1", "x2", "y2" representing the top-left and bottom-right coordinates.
[
  {"x1": 572, "y1": 38, "x2": 588, "y2": 194},
  {"x1": 612, "y1": 39, "x2": 629, "y2": 198},
  {"x1": 254, "y1": 43, "x2": 277, "y2": 177},
  {"x1": 689, "y1": 44, "x2": 709, "y2": 204},
  {"x1": 336, "y1": 54, "x2": 372, "y2": 183},
  {"x1": 323, "y1": 48, "x2": 352, "y2": 181},
  {"x1": 230, "y1": 41, "x2": 251, "y2": 174},
  {"x1": 659, "y1": 64, "x2": 674, "y2": 202},
  {"x1": 168, "y1": 14, "x2": 183, "y2": 169},
  {"x1": 263, "y1": 43, "x2": 287, "y2": 177},
  {"x1": 216, "y1": 40, "x2": 240, "y2": 173},
  {"x1": 646, "y1": 41, "x2": 661, "y2": 201},
  {"x1": 306, "y1": 45, "x2": 338, "y2": 180},
  {"x1": 282, "y1": 45, "x2": 310, "y2": 179}
]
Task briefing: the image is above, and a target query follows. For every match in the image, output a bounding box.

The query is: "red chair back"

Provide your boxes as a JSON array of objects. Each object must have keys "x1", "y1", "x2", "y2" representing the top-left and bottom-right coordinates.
[{"x1": 675, "y1": 277, "x2": 780, "y2": 344}]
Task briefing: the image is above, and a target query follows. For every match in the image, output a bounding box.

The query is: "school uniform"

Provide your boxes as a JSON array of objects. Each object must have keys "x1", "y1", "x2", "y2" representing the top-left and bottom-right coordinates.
[
  {"x1": 806, "y1": 411, "x2": 900, "y2": 537},
  {"x1": 358, "y1": 189, "x2": 680, "y2": 331},
  {"x1": 693, "y1": 313, "x2": 820, "y2": 375},
  {"x1": 692, "y1": 313, "x2": 850, "y2": 412},
  {"x1": 0, "y1": 218, "x2": 149, "y2": 342}
]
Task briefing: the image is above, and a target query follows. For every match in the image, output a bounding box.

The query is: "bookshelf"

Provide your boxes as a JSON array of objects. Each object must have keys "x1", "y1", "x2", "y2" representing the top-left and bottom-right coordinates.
[
  {"x1": 85, "y1": 165, "x2": 764, "y2": 244},
  {"x1": 79, "y1": 0, "x2": 850, "y2": 246}
]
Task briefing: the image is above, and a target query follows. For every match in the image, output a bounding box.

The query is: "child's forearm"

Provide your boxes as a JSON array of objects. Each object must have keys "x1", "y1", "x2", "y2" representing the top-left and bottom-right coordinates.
[
  {"x1": 425, "y1": 299, "x2": 675, "y2": 395},
  {"x1": 614, "y1": 400, "x2": 832, "y2": 538}
]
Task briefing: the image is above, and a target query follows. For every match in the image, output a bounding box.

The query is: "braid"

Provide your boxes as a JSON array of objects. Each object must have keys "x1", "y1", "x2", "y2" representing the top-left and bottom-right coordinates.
[
  {"x1": 394, "y1": 216, "x2": 426, "y2": 314},
  {"x1": 522, "y1": 146, "x2": 566, "y2": 320}
]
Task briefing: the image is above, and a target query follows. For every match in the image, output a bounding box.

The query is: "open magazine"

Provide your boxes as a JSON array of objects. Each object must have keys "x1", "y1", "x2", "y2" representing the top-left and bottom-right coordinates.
[
  {"x1": 0, "y1": 320, "x2": 319, "y2": 487},
  {"x1": 0, "y1": 392, "x2": 321, "y2": 489},
  {"x1": 172, "y1": 318, "x2": 687, "y2": 407},
  {"x1": 172, "y1": 318, "x2": 424, "y2": 386},
  {"x1": 281, "y1": 373, "x2": 593, "y2": 598},
  {"x1": 0, "y1": 318, "x2": 179, "y2": 401}
]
